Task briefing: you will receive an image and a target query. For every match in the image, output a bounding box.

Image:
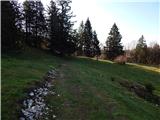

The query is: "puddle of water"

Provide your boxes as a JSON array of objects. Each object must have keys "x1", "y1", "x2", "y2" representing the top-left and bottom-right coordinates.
[{"x1": 20, "y1": 69, "x2": 57, "y2": 120}]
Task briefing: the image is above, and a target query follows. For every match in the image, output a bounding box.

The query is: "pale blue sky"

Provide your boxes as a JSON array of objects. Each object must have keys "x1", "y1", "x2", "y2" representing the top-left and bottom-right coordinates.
[
  {"x1": 71, "y1": 0, "x2": 160, "y2": 48},
  {"x1": 102, "y1": 2, "x2": 159, "y2": 34},
  {"x1": 95, "y1": 1, "x2": 159, "y2": 48}
]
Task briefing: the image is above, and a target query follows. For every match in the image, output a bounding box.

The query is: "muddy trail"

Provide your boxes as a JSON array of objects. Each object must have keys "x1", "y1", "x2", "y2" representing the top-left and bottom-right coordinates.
[{"x1": 19, "y1": 69, "x2": 59, "y2": 120}]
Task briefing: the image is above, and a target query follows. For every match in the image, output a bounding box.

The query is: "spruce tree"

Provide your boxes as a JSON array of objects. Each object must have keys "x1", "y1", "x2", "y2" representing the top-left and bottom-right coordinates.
[
  {"x1": 47, "y1": 0, "x2": 61, "y2": 53},
  {"x1": 92, "y1": 31, "x2": 101, "y2": 57},
  {"x1": 105, "y1": 23, "x2": 124, "y2": 60},
  {"x1": 58, "y1": 0, "x2": 75, "y2": 55},
  {"x1": 83, "y1": 18, "x2": 92, "y2": 57},
  {"x1": 23, "y1": 0, "x2": 36, "y2": 46},
  {"x1": 48, "y1": 0, "x2": 75, "y2": 55},
  {"x1": 136, "y1": 35, "x2": 147, "y2": 49},
  {"x1": 34, "y1": 0, "x2": 47, "y2": 47},
  {"x1": 135, "y1": 35, "x2": 148, "y2": 63},
  {"x1": 2, "y1": 1, "x2": 23, "y2": 52},
  {"x1": 77, "y1": 21, "x2": 85, "y2": 55}
]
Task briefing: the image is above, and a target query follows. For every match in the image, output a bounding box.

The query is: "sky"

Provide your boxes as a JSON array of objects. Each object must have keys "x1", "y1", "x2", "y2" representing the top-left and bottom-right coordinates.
[{"x1": 19, "y1": 0, "x2": 160, "y2": 49}]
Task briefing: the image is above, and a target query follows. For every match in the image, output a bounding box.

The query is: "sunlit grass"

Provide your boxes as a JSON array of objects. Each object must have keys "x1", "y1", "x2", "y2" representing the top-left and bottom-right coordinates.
[
  {"x1": 92, "y1": 57, "x2": 160, "y2": 73},
  {"x1": 127, "y1": 63, "x2": 160, "y2": 73}
]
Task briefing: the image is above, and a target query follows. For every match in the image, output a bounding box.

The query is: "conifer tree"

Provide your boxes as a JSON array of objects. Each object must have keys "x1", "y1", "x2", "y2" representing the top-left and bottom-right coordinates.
[
  {"x1": 76, "y1": 21, "x2": 85, "y2": 55},
  {"x1": 136, "y1": 35, "x2": 147, "y2": 49},
  {"x1": 105, "y1": 23, "x2": 124, "y2": 60},
  {"x1": 34, "y1": 0, "x2": 47, "y2": 47},
  {"x1": 135, "y1": 35, "x2": 148, "y2": 63},
  {"x1": 92, "y1": 31, "x2": 101, "y2": 57},
  {"x1": 23, "y1": 0, "x2": 36, "y2": 46},
  {"x1": 47, "y1": 0, "x2": 60, "y2": 53},
  {"x1": 83, "y1": 18, "x2": 92, "y2": 57},
  {"x1": 48, "y1": 0, "x2": 75, "y2": 55},
  {"x1": 58, "y1": 0, "x2": 75, "y2": 55},
  {"x1": 23, "y1": 0, "x2": 46, "y2": 47},
  {"x1": 2, "y1": 1, "x2": 23, "y2": 52}
]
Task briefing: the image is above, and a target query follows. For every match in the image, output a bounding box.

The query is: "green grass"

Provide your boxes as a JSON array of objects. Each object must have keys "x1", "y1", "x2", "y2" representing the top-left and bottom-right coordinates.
[
  {"x1": 2, "y1": 49, "x2": 160, "y2": 120},
  {"x1": 1, "y1": 48, "x2": 64, "y2": 120}
]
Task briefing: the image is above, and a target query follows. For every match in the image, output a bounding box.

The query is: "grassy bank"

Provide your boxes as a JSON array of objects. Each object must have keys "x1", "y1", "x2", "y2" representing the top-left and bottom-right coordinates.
[
  {"x1": 1, "y1": 49, "x2": 64, "y2": 120},
  {"x1": 1, "y1": 49, "x2": 160, "y2": 120}
]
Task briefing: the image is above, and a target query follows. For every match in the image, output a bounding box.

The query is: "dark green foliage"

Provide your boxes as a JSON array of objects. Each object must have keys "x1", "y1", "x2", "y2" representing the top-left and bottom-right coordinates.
[
  {"x1": 91, "y1": 31, "x2": 101, "y2": 57},
  {"x1": 83, "y1": 18, "x2": 93, "y2": 57},
  {"x1": 135, "y1": 35, "x2": 148, "y2": 63},
  {"x1": 23, "y1": 0, "x2": 46, "y2": 47},
  {"x1": 1, "y1": 1, "x2": 23, "y2": 53},
  {"x1": 23, "y1": 0, "x2": 35, "y2": 46},
  {"x1": 131, "y1": 35, "x2": 148, "y2": 64},
  {"x1": 47, "y1": 0, "x2": 75, "y2": 55},
  {"x1": 76, "y1": 19, "x2": 100, "y2": 57},
  {"x1": 47, "y1": 0, "x2": 60, "y2": 53},
  {"x1": 57, "y1": 0, "x2": 76, "y2": 55},
  {"x1": 105, "y1": 23, "x2": 124, "y2": 60},
  {"x1": 33, "y1": 1, "x2": 47, "y2": 47},
  {"x1": 76, "y1": 21, "x2": 85, "y2": 55},
  {"x1": 136, "y1": 35, "x2": 147, "y2": 49}
]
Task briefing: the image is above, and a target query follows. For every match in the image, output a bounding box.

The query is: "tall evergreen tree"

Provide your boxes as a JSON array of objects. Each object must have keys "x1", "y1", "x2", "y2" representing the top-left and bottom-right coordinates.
[
  {"x1": 135, "y1": 35, "x2": 148, "y2": 63},
  {"x1": 33, "y1": 0, "x2": 47, "y2": 47},
  {"x1": 23, "y1": 0, "x2": 36, "y2": 46},
  {"x1": 105, "y1": 23, "x2": 124, "y2": 60},
  {"x1": 47, "y1": 0, "x2": 61, "y2": 53},
  {"x1": 2, "y1": 1, "x2": 23, "y2": 52},
  {"x1": 48, "y1": 0, "x2": 75, "y2": 55},
  {"x1": 11, "y1": 1, "x2": 23, "y2": 31},
  {"x1": 83, "y1": 18, "x2": 92, "y2": 57},
  {"x1": 91, "y1": 31, "x2": 101, "y2": 57},
  {"x1": 136, "y1": 35, "x2": 147, "y2": 49},
  {"x1": 23, "y1": 0, "x2": 47, "y2": 47},
  {"x1": 58, "y1": 0, "x2": 75, "y2": 55},
  {"x1": 76, "y1": 21, "x2": 85, "y2": 55}
]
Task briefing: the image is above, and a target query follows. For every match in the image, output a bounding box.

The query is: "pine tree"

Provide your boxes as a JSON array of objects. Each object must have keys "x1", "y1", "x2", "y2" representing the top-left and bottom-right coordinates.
[
  {"x1": 23, "y1": 0, "x2": 36, "y2": 46},
  {"x1": 76, "y1": 21, "x2": 85, "y2": 55},
  {"x1": 136, "y1": 35, "x2": 147, "y2": 49},
  {"x1": 83, "y1": 18, "x2": 92, "y2": 57},
  {"x1": 105, "y1": 23, "x2": 124, "y2": 60},
  {"x1": 11, "y1": 1, "x2": 23, "y2": 31},
  {"x1": 135, "y1": 35, "x2": 148, "y2": 63},
  {"x1": 47, "y1": 0, "x2": 61, "y2": 53},
  {"x1": 57, "y1": 0, "x2": 75, "y2": 55},
  {"x1": 2, "y1": 1, "x2": 23, "y2": 52},
  {"x1": 92, "y1": 31, "x2": 101, "y2": 57},
  {"x1": 23, "y1": 0, "x2": 47, "y2": 47},
  {"x1": 48, "y1": 0, "x2": 75, "y2": 55},
  {"x1": 34, "y1": 0, "x2": 47, "y2": 47}
]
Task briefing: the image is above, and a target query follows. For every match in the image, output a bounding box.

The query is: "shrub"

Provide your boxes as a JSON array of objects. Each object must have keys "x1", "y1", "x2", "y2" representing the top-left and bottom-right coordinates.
[
  {"x1": 145, "y1": 83, "x2": 155, "y2": 94},
  {"x1": 114, "y1": 55, "x2": 127, "y2": 65}
]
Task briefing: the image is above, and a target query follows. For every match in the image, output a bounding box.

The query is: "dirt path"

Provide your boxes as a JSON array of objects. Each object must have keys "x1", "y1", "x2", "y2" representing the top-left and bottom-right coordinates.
[
  {"x1": 19, "y1": 62, "x2": 129, "y2": 120},
  {"x1": 56, "y1": 62, "x2": 129, "y2": 120}
]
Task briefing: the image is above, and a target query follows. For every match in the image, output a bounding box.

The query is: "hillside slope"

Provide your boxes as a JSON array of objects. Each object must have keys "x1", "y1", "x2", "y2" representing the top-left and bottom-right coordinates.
[{"x1": 1, "y1": 49, "x2": 160, "y2": 120}]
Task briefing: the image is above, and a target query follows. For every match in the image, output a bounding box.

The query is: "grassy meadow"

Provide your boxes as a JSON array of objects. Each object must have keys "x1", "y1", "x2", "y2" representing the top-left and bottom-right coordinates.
[{"x1": 1, "y1": 48, "x2": 160, "y2": 120}]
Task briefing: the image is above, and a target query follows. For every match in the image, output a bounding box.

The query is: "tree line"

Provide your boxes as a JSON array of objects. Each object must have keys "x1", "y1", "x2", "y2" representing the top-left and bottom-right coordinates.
[
  {"x1": 1, "y1": 0, "x2": 159, "y2": 65},
  {"x1": 128, "y1": 35, "x2": 160, "y2": 65},
  {"x1": 2, "y1": 0, "x2": 101, "y2": 56}
]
